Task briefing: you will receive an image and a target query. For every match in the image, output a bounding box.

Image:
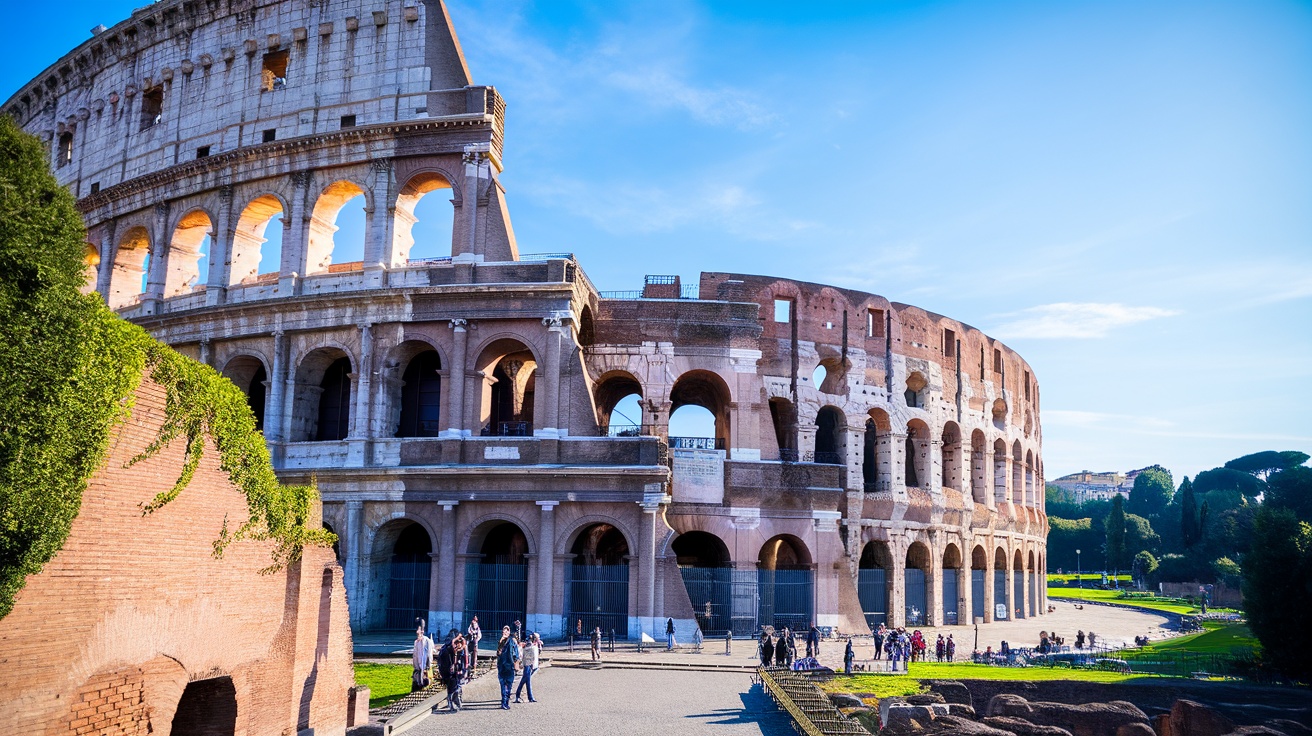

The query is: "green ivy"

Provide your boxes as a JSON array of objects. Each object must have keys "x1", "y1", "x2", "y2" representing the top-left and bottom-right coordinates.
[{"x1": 0, "y1": 115, "x2": 331, "y2": 621}]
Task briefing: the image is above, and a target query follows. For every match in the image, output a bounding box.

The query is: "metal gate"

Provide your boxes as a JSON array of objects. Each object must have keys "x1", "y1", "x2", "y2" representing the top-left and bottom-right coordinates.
[
  {"x1": 758, "y1": 569, "x2": 814, "y2": 633},
  {"x1": 857, "y1": 568, "x2": 887, "y2": 628},
  {"x1": 905, "y1": 568, "x2": 927, "y2": 626},
  {"x1": 994, "y1": 571, "x2": 1008, "y2": 620},
  {"x1": 1029, "y1": 572, "x2": 1038, "y2": 617},
  {"x1": 942, "y1": 569, "x2": 960, "y2": 625},
  {"x1": 972, "y1": 570, "x2": 986, "y2": 621},
  {"x1": 462, "y1": 560, "x2": 527, "y2": 633},
  {"x1": 384, "y1": 555, "x2": 431, "y2": 629},
  {"x1": 1014, "y1": 573, "x2": 1025, "y2": 619},
  {"x1": 679, "y1": 567, "x2": 760, "y2": 636},
  {"x1": 565, "y1": 564, "x2": 629, "y2": 638}
]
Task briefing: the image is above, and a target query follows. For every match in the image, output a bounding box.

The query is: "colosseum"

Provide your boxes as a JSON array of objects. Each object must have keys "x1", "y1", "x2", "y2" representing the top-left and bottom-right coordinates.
[{"x1": 8, "y1": 0, "x2": 1046, "y2": 643}]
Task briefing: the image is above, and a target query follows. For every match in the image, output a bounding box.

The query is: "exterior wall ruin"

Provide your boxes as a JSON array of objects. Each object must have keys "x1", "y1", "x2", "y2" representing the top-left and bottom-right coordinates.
[{"x1": 10, "y1": 0, "x2": 1046, "y2": 646}]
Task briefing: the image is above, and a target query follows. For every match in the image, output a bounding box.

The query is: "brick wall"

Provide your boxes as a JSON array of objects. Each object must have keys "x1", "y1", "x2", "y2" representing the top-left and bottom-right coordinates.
[{"x1": 0, "y1": 374, "x2": 354, "y2": 736}]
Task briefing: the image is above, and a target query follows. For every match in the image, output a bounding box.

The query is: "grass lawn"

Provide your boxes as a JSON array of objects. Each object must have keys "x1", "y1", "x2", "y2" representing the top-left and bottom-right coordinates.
[
  {"x1": 1125, "y1": 622, "x2": 1257, "y2": 658},
  {"x1": 1046, "y1": 587, "x2": 1199, "y2": 615},
  {"x1": 1047, "y1": 573, "x2": 1130, "y2": 584},
  {"x1": 354, "y1": 663, "x2": 414, "y2": 709},
  {"x1": 820, "y1": 662, "x2": 1167, "y2": 700}
]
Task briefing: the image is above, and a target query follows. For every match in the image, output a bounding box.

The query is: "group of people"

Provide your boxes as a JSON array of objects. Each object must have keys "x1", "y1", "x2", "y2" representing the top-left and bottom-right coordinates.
[
  {"x1": 411, "y1": 615, "x2": 544, "y2": 712},
  {"x1": 870, "y1": 624, "x2": 952, "y2": 667},
  {"x1": 756, "y1": 625, "x2": 825, "y2": 667}
]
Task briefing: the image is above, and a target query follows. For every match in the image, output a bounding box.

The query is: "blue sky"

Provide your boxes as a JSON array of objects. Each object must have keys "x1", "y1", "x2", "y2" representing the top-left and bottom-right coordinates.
[{"x1": 7, "y1": 0, "x2": 1310, "y2": 481}]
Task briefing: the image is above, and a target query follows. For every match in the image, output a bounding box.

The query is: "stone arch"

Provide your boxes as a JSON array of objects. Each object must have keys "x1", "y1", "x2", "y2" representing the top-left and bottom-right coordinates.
[
  {"x1": 759, "y1": 535, "x2": 814, "y2": 632},
  {"x1": 306, "y1": 179, "x2": 370, "y2": 275},
  {"x1": 593, "y1": 370, "x2": 644, "y2": 435},
  {"x1": 291, "y1": 346, "x2": 354, "y2": 442},
  {"x1": 366, "y1": 516, "x2": 434, "y2": 631},
  {"x1": 577, "y1": 304, "x2": 596, "y2": 347},
  {"x1": 1013, "y1": 547, "x2": 1027, "y2": 619},
  {"x1": 473, "y1": 336, "x2": 540, "y2": 436},
  {"x1": 905, "y1": 418, "x2": 931, "y2": 488},
  {"x1": 905, "y1": 541, "x2": 932, "y2": 626},
  {"x1": 993, "y1": 438, "x2": 1009, "y2": 505},
  {"x1": 769, "y1": 396, "x2": 798, "y2": 460},
  {"x1": 230, "y1": 193, "x2": 286, "y2": 284},
  {"x1": 108, "y1": 225, "x2": 151, "y2": 309},
  {"x1": 942, "y1": 542, "x2": 964, "y2": 624},
  {"x1": 759, "y1": 534, "x2": 812, "y2": 570},
  {"x1": 812, "y1": 354, "x2": 847, "y2": 394},
  {"x1": 393, "y1": 170, "x2": 455, "y2": 264},
  {"x1": 1012, "y1": 440, "x2": 1024, "y2": 505},
  {"x1": 863, "y1": 408, "x2": 892, "y2": 492},
  {"x1": 669, "y1": 369, "x2": 733, "y2": 449},
  {"x1": 170, "y1": 676, "x2": 237, "y2": 735},
  {"x1": 993, "y1": 546, "x2": 1010, "y2": 620},
  {"x1": 858, "y1": 540, "x2": 893, "y2": 627},
  {"x1": 992, "y1": 398, "x2": 1008, "y2": 430},
  {"x1": 557, "y1": 515, "x2": 637, "y2": 558},
  {"x1": 970, "y1": 429, "x2": 989, "y2": 504},
  {"x1": 671, "y1": 530, "x2": 732, "y2": 567},
  {"x1": 904, "y1": 370, "x2": 928, "y2": 409},
  {"x1": 941, "y1": 421, "x2": 963, "y2": 492},
  {"x1": 164, "y1": 208, "x2": 213, "y2": 297},
  {"x1": 970, "y1": 543, "x2": 989, "y2": 621},
  {"x1": 462, "y1": 514, "x2": 536, "y2": 559},
  {"x1": 813, "y1": 405, "x2": 845, "y2": 464},
  {"x1": 221, "y1": 354, "x2": 270, "y2": 432},
  {"x1": 384, "y1": 339, "x2": 445, "y2": 438},
  {"x1": 462, "y1": 516, "x2": 532, "y2": 632},
  {"x1": 1025, "y1": 449, "x2": 1036, "y2": 508}
]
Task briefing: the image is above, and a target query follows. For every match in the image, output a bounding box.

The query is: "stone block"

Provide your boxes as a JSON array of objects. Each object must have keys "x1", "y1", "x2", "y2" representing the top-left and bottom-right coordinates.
[
  {"x1": 983, "y1": 715, "x2": 1074, "y2": 735},
  {"x1": 1167, "y1": 699, "x2": 1234, "y2": 736}
]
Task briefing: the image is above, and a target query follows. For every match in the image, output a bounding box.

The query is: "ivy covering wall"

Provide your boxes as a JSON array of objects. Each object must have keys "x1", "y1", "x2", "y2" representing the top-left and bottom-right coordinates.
[{"x1": 0, "y1": 115, "x2": 331, "y2": 620}]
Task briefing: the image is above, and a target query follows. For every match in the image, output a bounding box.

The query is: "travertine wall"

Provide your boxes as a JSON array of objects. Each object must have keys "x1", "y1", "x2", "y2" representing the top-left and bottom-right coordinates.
[{"x1": 0, "y1": 377, "x2": 356, "y2": 736}]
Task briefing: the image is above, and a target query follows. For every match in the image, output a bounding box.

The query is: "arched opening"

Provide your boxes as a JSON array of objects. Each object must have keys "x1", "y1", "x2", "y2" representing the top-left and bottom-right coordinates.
[
  {"x1": 230, "y1": 194, "x2": 284, "y2": 285},
  {"x1": 673, "y1": 531, "x2": 735, "y2": 635},
  {"x1": 858, "y1": 541, "x2": 892, "y2": 628},
  {"x1": 221, "y1": 355, "x2": 268, "y2": 431},
  {"x1": 864, "y1": 409, "x2": 892, "y2": 492},
  {"x1": 577, "y1": 305, "x2": 596, "y2": 347},
  {"x1": 367, "y1": 521, "x2": 432, "y2": 630},
  {"x1": 941, "y1": 421, "x2": 963, "y2": 492},
  {"x1": 1028, "y1": 550, "x2": 1038, "y2": 619},
  {"x1": 463, "y1": 521, "x2": 529, "y2": 631},
  {"x1": 993, "y1": 548, "x2": 1009, "y2": 620},
  {"x1": 1012, "y1": 441, "x2": 1024, "y2": 505},
  {"x1": 904, "y1": 371, "x2": 927, "y2": 409},
  {"x1": 290, "y1": 348, "x2": 352, "y2": 442},
  {"x1": 993, "y1": 438, "x2": 1009, "y2": 505},
  {"x1": 108, "y1": 226, "x2": 150, "y2": 309},
  {"x1": 769, "y1": 397, "x2": 798, "y2": 461},
  {"x1": 905, "y1": 542, "x2": 931, "y2": 626},
  {"x1": 324, "y1": 521, "x2": 340, "y2": 560},
  {"x1": 992, "y1": 398, "x2": 1008, "y2": 431},
  {"x1": 475, "y1": 339, "x2": 537, "y2": 436},
  {"x1": 165, "y1": 209, "x2": 213, "y2": 297},
  {"x1": 813, "y1": 405, "x2": 843, "y2": 464},
  {"x1": 393, "y1": 346, "x2": 442, "y2": 438},
  {"x1": 906, "y1": 419, "x2": 930, "y2": 489},
  {"x1": 758, "y1": 535, "x2": 813, "y2": 632},
  {"x1": 394, "y1": 172, "x2": 455, "y2": 263},
  {"x1": 971, "y1": 430, "x2": 989, "y2": 504},
  {"x1": 1025, "y1": 449, "x2": 1035, "y2": 508},
  {"x1": 81, "y1": 243, "x2": 100, "y2": 295},
  {"x1": 1013, "y1": 549, "x2": 1026, "y2": 619},
  {"x1": 669, "y1": 370, "x2": 731, "y2": 450},
  {"x1": 170, "y1": 676, "x2": 237, "y2": 736},
  {"x1": 814, "y1": 357, "x2": 847, "y2": 394},
  {"x1": 306, "y1": 180, "x2": 367, "y2": 275},
  {"x1": 57, "y1": 131, "x2": 73, "y2": 167},
  {"x1": 942, "y1": 544, "x2": 963, "y2": 625},
  {"x1": 565, "y1": 523, "x2": 630, "y2": 638},
  {"x1": 594, "y1": 371, "x2": 643, "y2": 436},
  {"x1": 971, "y1": 545, "x2": 988, "y2": 621},
  {"x1": 811, "y1": 363, "x2": 827, "y2": 389}
]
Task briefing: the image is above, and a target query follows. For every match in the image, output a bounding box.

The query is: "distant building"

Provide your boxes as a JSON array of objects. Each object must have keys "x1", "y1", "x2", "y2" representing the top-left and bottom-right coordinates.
[{"x1": 1051, "y1": 470, "x2": 1127, "y2": 504}]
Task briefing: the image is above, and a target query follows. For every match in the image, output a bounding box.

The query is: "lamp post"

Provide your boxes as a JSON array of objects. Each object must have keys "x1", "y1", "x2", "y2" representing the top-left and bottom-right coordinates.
[{"x1": 1076, "y1": 549, "x2": 1082, "y2": 589}]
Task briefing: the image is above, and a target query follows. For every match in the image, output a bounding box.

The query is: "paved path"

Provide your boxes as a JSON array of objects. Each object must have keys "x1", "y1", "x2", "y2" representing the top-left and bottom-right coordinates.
[{"x1": 404, "y1": 666, "x2": 794, "y2": 736}]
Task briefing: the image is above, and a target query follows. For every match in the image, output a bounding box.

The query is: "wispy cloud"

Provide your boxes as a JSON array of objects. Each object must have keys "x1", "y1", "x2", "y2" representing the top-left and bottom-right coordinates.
[
  {"x1": 604, "y1": 69, "x2": 775, "y2": 129},
  {"x1": 989, "y1": 302, "x2": 1180, "y2": 339},
  {"x1": 1045, "y1": 410, "x2": 1312, "y2": 444}
]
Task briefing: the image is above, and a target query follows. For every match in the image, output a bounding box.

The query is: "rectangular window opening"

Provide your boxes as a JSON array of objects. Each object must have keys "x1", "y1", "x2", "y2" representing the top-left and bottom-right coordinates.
[
  {"x1": 139, "y1": 87, "x2": 163, "y2": 131},
  {"x1": 867, "y1": 308, "x2": 885, "y2": 338},
  {"x1": 262, "y1": 128, "x2": 277, "y2": 143},
  {"x1": 1024, "y1": 371, "x2": 1031, "y2": 400},
  {"x1": 261, "y1": 49, "x2": 289, "y2": 91},
  {"x1": 943, "y1": 328, "x2": 956, "y2": 358},
  {"x1": 340, "y1": 114, "x2": 357, "y2": 129},
  {"x1": 196, "y1": 145, "x2": 211, "y2": 158},
  {"x1": 773, "y1": 298, "x2": 792, "y2": 324},
  {"x1": 993, "y1": 348, "x2": 1003, "y2": 375},
  {"x1": 89, "y1": 182, "x2": 100, "y2": 194}
]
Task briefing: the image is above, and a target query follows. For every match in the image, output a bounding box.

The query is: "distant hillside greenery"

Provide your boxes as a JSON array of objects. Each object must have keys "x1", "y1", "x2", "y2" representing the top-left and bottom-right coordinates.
[{"x1": 0, "y1": 116, "x2": 331, "y2": 620}]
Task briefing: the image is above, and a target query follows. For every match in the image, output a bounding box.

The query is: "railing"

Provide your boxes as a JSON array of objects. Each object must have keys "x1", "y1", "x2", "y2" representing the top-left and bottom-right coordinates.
[
  {"x1": 756, "y1": 667, "x2": 868, "y2": 736},
  {"x1": 481, "y1": 421, "x2": 531, "y2": 437},
  {"x1": 605, "y1": 423, "x2": 659, "y2": 438},
  {"x1": 599, "y1": 290, "x2": 643, "y2": 300},
  {"x1": 645, "y1": 274, "x2": 678, "y2": 285},
  {"x1": 669, "y1": 436, "x2": 725, "y2": 450},
  {"x1": 813, "y1": 451, "x2": 841, "y2": 465},
  {"x1": 519, "y1": 252, "x2": 575, "y2": 261},
  {"x1": 408, "y1": 256, "x2": 453, "y2": 265},
  {"x1": 681, "y1": 283, "x2": 700, "y2": 299}
]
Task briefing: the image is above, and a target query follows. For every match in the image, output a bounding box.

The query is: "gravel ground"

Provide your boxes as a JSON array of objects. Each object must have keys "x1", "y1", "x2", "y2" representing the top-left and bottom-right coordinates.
[{"x1": 403, "y1": 666, "x2": 795, "y2": 736}]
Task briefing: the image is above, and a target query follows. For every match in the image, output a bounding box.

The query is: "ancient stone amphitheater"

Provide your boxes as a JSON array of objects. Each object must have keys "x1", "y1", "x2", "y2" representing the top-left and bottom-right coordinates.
[{"x1": 8, "y1": 0, "x2": 1046, "y2": 642}]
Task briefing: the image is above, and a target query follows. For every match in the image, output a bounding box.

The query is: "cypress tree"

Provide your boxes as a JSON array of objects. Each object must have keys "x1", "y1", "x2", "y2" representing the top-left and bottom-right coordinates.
[
  {"x1": 1180, "y1": 476, "x2": 1198, "y2": 548},
  {"x1": 1106, "y1": 494, "x2": 1127, "y2": 573}
]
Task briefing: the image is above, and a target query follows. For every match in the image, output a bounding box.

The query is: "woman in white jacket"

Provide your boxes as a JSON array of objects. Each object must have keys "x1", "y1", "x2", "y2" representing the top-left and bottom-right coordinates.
[{"x1": 514, "y1": 632, "x2": 541, "y2": 703}]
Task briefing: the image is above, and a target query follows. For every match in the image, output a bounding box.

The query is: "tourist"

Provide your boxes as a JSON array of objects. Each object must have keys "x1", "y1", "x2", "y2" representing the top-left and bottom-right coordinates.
[
  {"x1": 1075, "y1": 630, "x2": 1086, "y2": 649},
  {"x1": 843, "y1": 638, "x2": 855, "y2": 675},
  {"x1": 590, "y1": 626, "x2": 602, "y2": 662},
  {"x1": 513, "y1": 619, "x2": 523, "y2": 643},
  {"x1": 666, "y1": 617, "x2": 677, "y2": 650},
  {"x1": 806, "y1": 624, "x2": 821, "y2": 658},
  {"x1": 775, "y1": 632, "x2": 788, "y2": 667},
  {"x1": 760, "y1": 632, "x2": 775, "y2": 666},
  {"x1": 467, "y1": 616, "x2": 482, "y2": 670},
  {"x1": 514, "y1": 632, "x2": 540, "y2": 703},
  {"x1": 1037, "y1": 631, "x2": 1050, "y2": 654},
  {"x1": 935, "y1": 634, "x2": 945, "y2": 662},
  {"x1": 946, "y1": 635, "x2": 956, "y2": 662},
  {"x1": 496, "y1": 626, "x2": 521, "y2": 710},
  {"x1": 873, "y1": 624, "x2": 886, "y2": 660},
  {"x1": 693, "y1": 626, "x2": 704, "y2": 651},
  {"x1": 984, "y1": 645, "x2": 994, "y2": 664},
  {"x1": 1088, "y1": 631, "x2": 1097, "y2": 649},
  {"x1": 437, "y1": 631, "x2": 461, "y2": 711},
  {"x1": 412, "y1": 623, "x2": 434, "y2": 693},
  {"x1": 452, "y1": 635, "x2": 469, "y2": 706}
]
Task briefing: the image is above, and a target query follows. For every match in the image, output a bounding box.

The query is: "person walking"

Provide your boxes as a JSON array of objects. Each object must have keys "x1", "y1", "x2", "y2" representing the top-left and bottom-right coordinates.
[
  {"x1": 1075, "y1": 630, "x2": 1086, "y2": 650},
  {"x1": 590, "y1": 626, "x2": 602, "y2": 662},
  {"x1": 935, "y1": 634, "x2": 945, "y2": 663},
  {"x1": 1088, "y1": 631, "x2": 1097, "y2": 649},
  {"x1": 873, "y1": 624, "x2": 885, "y2": 661},
  {"x1": 760, "y1": 632, "x2": 775, "y2": 667},
  {"x1": 467, "y1": 616, "x2": 482, "y2": 670},
  {"x1": 774, "y1": 633, "x2": 787, "y2": 667},
  {"x1": 946, "y1": 634, "x2": 956, "y2": 662},
  {"x1": 666, "y1": 617, "x2": 677, "y2": 650},
  {"x1": 806, "y1": 624, "x2": 820, "y2": 659},
  {"x1": 785, "y1": 628, "x2": 797, "y2": 666},
  {"x1": 843, "y1": 638, "x2": 855, "y2": 675},
  {"x1": 436, "y1": 631, "x2": 462, "y2": 711},
  {"x1": 412, "y1": 623, "x2": 434, "y2": 693},
  {"x1": 496, "y1": 626, "x2": 521, "y2": 710},
  {"x1": 514, "y1": 632, "x2": 540, "y2": 703}
]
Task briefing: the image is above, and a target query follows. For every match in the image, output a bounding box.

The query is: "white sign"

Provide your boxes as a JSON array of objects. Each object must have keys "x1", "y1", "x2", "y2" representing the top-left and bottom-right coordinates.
[
  {"x1": 671, "y1": 448, "x2": 725, "y2": 504},
  {"x1": 995, "y1": 604, "x2": 1008, "y2": 620},
  {"x1": 484, "y1": 445, "x2": 520, "y2": 460}
]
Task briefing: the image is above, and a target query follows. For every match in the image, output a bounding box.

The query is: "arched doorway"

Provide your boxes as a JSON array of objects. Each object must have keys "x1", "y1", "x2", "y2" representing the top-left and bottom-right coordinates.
[
  {"x1": 475, "y1": 339, "x2": 537, "y2": 436},
  {"x1": 769, "y1": 397, "x2": 798, "y2": 461},
  {"x1": 565, "y1": 523, "x2": 630, "y2": 638},
  {"x1": 758, "y1": 535, "x2": 813, "y2": 633},
  {"x1": 813, "y1": 406, "x2": 843, "y2": 464},
  {"x1": 593, "y1": 371, "x2": 643, "y2": 436},
  {"x1": 672, "y1": 531, "x2": 737, "y2": 636},
  {"x1": 942, "y1": 544, "x2": 963, "y2": 625},
  {"x1": 463, "y1": 522, "x2": 529, "y2": 632},
  {"x1": 397, "y1": 349, "x2": 442, "y2": 437},
  {"x1": 905, "y1": 542, "x2": 931, "y2": 626},
  {"x1": 367, "y1": 521, "x2": 432, "y2": 631},
  {"x1": 669, "y1": 370, "x2": 731, "y2": 450},
  {"x1": 993, "y1": 548, "x2": 1009, "y2": 620},
  {"x1": 221, "y1": 355, "x2": 267, "y2": 432},
  {"x1": 1014, "y1": 549, "x2": 1026, "y2": 619},
  {"x1": 971, "y1": 545, "x2": 988, "y2": 621},
  {"x1": 858, "y1": 541, "x2": 892, "y2": 628},
  {"x1": 290, "y1": 348, "x2": 352, "y2": 442},
  {"x1": 170, "y1": 676, "x2": 237, "y2": 736}
]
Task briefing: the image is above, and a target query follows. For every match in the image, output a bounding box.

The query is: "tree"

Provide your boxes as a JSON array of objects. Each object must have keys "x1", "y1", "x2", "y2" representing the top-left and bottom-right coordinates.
[
  {"x1": 1124, "y1": 513, "x2": 1161, "y2": 557},
  {"x1": 1127, "y1": 466, "x2": 1174, "y2": 523},
  {"x1": 1106, "y1": 495, "x2": 1127, "y2": 574},
  {"x1": 1243, "y1": 507, "x2": 1312, "y2": 679},
  {"x1": 1133, "y1": 550, "x2": 1159, "y2": 584},
  {"x1": 1193, "y1": 467, "x2": 1265, "y2": 498},
  {"x1": 1212, "y1": 556, "x2": 1241, "y2": 586},
  {"x1": 1180, "y1": 476, "x2": 1200, "y2": 548},
  {"x1": 1265, "y1": 466, "x2": 1312, "y2": 522},
  {"x1": 1047, "y1": 517, "x2": 1101, "y2": 572},
  {"x1": 1225, "y1": 450, "x2": 1310, "y2": 480}
]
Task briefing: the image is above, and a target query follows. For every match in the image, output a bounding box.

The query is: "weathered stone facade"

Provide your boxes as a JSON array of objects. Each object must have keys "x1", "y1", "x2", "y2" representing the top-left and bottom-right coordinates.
[{"x1": 8, "y1": 0, "x2": 1045, "y2": 643}]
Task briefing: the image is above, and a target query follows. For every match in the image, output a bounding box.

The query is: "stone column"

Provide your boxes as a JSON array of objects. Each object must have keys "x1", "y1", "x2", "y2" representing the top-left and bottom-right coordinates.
[
  {"x1": 928, "y1": 541, "x2": 942, "y2": 626},
  {"x1": 929, "y1": 437, "x2": 944, "y2": 495},
  {"x1": 279, "y1": 171, "x2": 311, "y2": 297},
  {"x1": 364, "y1": 158, "x2": 393, "y2": 287},
  {"x1": 442, "y1": 319, "x2": 468, "y2": 437},
  {"x1": 266, "y1": 330, "x2": 288, "y2": 464},
  {"x1": 205, "y1": 185, "x2": 234, "y2": 306},
  {"x1": 538, "y1": 317, "x2": 563, "y2": 436},
  {"x1": 352, "y1": 323, "x2": 374, "y2": 438},
  {"x1": 888, "y1": 431, "x2": 908, "y2": 496},
  {"x1": 427, "y1": 551, "x2": 442, "y2": 637},
  {"x1": 890, "y1": 539, "x2": 906, "y2": 629},
  {"x1": 94, "y1": 221, "x2": 116, "y2": 302},
  {"x1": 637, "y1": 500, "x2": 662, "y2": 637},
  {"x1": 846, "y1": 423, "x2": 866, "y2": 492},
  {"x1": 1005, "y1": 556, "x2": 1015, "y2": 622},
  {"x1": 434, "y1": 501, "x2": 459, "y2": 634},
  {"x1": 958, "y1": 564, "x2": 971, "y2": 626},
  {"x1": 279, "y1": 332, "x2": 298, "y2": 448},
  {"x1": 345, "y1": 500, "x2": 364, "y2": 630},
  {"x1": 533, "y1": 501, "x2": 558, "y2": 637},
  {"x1": 198, "y1": 338, "x2": 212, "y2": 368},
  {"x1": 983, "y1": 557, "x2": 995, "y2": 623},
  {"x1": 141, "y1": 202, "x2": 169, "y2": 314},
  {"x1": 454, "y1": 146, "x2": 488, "y2": 261}
]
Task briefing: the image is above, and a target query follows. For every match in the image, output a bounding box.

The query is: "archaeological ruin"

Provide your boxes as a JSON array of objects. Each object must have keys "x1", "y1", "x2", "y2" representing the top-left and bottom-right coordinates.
[{"x1": 7, "y1": 0, "x2": 1046, "y2": 645}]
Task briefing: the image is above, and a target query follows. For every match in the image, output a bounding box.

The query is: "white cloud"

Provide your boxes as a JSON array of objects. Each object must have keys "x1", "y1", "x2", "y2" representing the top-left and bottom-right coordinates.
[
  {"x1": 989, "y1": 302, "x2": 1180, "y2": 339},
  {"x1": 604, "y1": 69, "x2": 775, "y2": 130}
]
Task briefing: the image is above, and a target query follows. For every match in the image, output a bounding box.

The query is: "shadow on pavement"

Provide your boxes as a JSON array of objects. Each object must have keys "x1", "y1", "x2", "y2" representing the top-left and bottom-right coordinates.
[{"x1": 683, "y1": 682, "x2": 795, "y2": 735}]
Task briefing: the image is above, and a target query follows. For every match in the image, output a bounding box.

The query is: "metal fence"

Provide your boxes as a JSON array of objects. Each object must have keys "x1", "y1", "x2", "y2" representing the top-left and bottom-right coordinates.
[
  {"x1": 994, "y1": 572, "x2": 1009, "y2": 619},
  {"x1": 462, "y1": 561, "x2": 528, "y2": 634},
  {"x1": 680, "y1": 566, "x2": 756, "y2": 636},
  {"x1": 1014, "y1": 574, "x2": 1026, "y2": 618},
  {"x1": 565, "y1": 564, "x2": 630, "y2": 638},
  {"x1": 857, "y1": 568, "x2": 887, "y2": 628},
  {"x1": 905, "y1": 568, "x2": 927, "y2": 626},
  {"x1": 972, "y1": 570, "x2": 986, "y2": 620},
  {"x1": 669, "y1": 436, "x2": 725, "y2": 450},
  {"x1": 385, "y1": 556, "x2": 432, "y2": 630},
  {"x1": 759, "y1": 569, "x2": 815, "y2": 633},
  {"x1": 943, "y1": 570, "x2": 960, "y2": 625}
]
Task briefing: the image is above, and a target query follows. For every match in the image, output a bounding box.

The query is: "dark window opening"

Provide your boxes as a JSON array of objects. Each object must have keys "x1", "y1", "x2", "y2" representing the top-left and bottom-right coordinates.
[
  {"x1": 340, "y1": 114, "x2": 357, "y2": 128},
  {"x1": 247, "y1": 365, "x2": 267, "y2": 431},
  {"x1": 261, "y1": 49, "x2": 289, "y2": 91},
  {"x1": 814, "y1": 406, "x2": 841, "y2": 464},
  {"x1": 262, "y1": 128, "x2": 277, "y2": 143},
  {"x1": 316, "y1": 357, "x2": 352, "y2": 441},
  {"x1": 944, "y1": 328, "x2": 956, "y2": 358},
  {"x1": 905, "y1": 437, "x2": 919, "y2": 487},
  {"x1": 170, "y1": 677, "x2": 237, "y2": 736},
  {"x1": 904, "y1": 388, "x2": 919, "y2": 408},
  {"x1": 867, "y1": 309, "x2": 885, "y2": 338},
  {"x1": 993, "y1": 348, "x2": 1003, "y2": 375},
  {"x1": 140, "y1": 87, "x2": 163, "y2": 131},
  {"x1": 980, "y1": 347, "x2": 985, "y2": 379},
  {"x1": 57, "y1": 132, "x2": 73, "y2": 167},
  {"x1": 90, "y1": 182, "x2": 100, "y2": 194},
  {"x1": 863, "y1": 419, "x2": 878, "y2": 490},
  {"x1": 397, "y1": 351, "x2": 442, "y2": 437},
  {"x1": 1024, "y1": 371, "x2": 1031, "y2": 400},
  {"x1": 196, "y1": 145, "x2": 211, "y2": 158}
]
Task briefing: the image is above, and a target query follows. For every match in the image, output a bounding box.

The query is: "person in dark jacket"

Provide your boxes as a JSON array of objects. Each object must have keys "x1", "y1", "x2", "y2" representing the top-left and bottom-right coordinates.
[
  {"x1": 437, "y1": 631, "x2": 458, "y2": 712},
  {"x1": 666, "y1": 617, "x2": 677, "y2": 650},
  {"x1": 760, "y1": 632, "x2": 774, "y2": 666},
  {"x1": 843, "y1": 638, "x2": 855, "y2": 674},
  {"x1": 806, "y1": 625, "x2": 821, "y2": 658},
  {"x1": 496, "y1": 627, "x2": 521, "y2": 710},
  {"x1": 774, "y1": 632, "x2": 787, "y2": 667}
]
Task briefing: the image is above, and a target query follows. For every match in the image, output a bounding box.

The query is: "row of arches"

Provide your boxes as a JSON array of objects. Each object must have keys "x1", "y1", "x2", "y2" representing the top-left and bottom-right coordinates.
[{"x1": 92, "y1": 172, "x2": 457, "y2": 309}]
